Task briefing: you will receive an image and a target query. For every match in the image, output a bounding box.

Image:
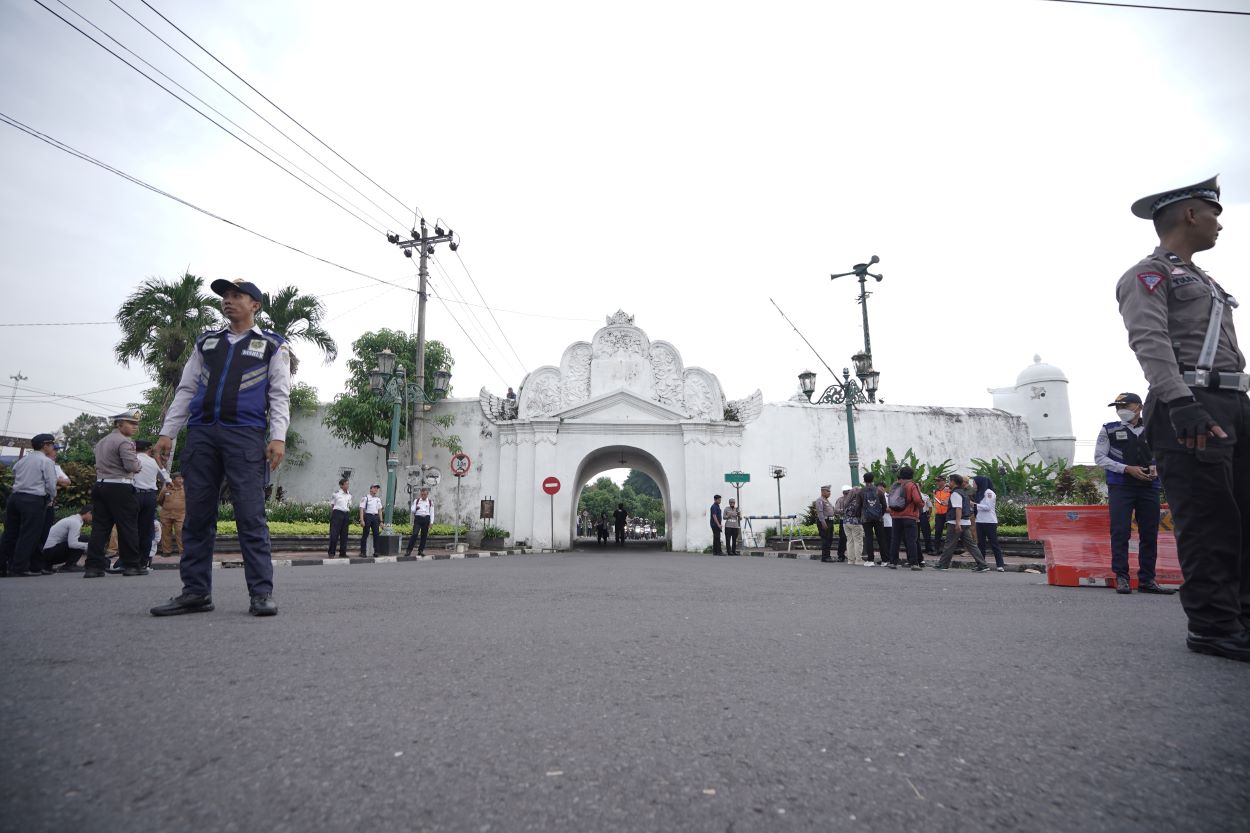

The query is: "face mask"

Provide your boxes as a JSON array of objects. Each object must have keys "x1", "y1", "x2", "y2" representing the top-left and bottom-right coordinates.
[{"x1": 1117, "y1": 409, "x2": 1137, "y2": 423}]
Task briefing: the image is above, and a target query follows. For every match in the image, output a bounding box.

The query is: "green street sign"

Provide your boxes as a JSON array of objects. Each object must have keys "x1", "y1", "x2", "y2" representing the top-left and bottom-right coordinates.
[{"x1": 724, "y1": 472, "x2": 751, "y2": 484}]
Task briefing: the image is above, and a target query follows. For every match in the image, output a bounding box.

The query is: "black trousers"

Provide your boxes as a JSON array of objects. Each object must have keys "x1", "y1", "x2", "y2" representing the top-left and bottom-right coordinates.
[
  {"x1": 137, "y1": 490, "x2": 158, "y2": 564},
  {"x1": 1107, "y1": 483, "x2": 1159, "y2": 581},
  {"x1": 977, "y1": 522, "x2": 1005, "y2": 569},
  {"x1": 42, "y1": 541, "x2": 82, "y2": 568},
  {"x1": 360, "y1": 513, "x2": 380, "y2": 555},
  {"x1": 933, "y1": 513, "x2": 947, "y2": 552},
  {"x1": 711, "y1": 527, "x2": 722, "y2": 555},
  {"x1": 1, "y1": 492, "x2": 48, "y2": 574},
  {"x1": 862, "y1": 520, "x2": 887, "y2": 562},
  {"x1": 329, "y1": 509, "x2": 350, "y2": 556},
  {"x1": 725, "y1": 527, "x2": 739, "y2": 555},
  {"x1": 615, "y1": 525, "x2": 625, "y2": 546},
  {"x1": 837, "y1": 519, "x2": 846, "y2": 558},
  {"x1": 85, "y1": 482, "x2": 140, "y2": 572},
  {"x1": 819, "y1": 521, "x2": 834, "y2": 559},
  {"x1": 405, "y1": 514, "x2": 431, "y2": 555},
  {"x1": 890, "y1": 518, "x2": 921, "y2": 566},
  {"x1": 1147, "y1": 389, "x2": 1250, "y2": 636},
  {"x1": 919, "y1": 511, "x2": 934, "y2": 553}
]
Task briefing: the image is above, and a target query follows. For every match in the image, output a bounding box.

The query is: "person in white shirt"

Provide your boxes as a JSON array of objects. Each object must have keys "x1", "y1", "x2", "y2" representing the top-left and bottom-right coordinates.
[
  {"x1": 328, "y1": 478, "x2": 352, "y2": 557},
  {"x1": 43, "y1": 507, "x2": 92, "y2": 571},
  {"x1": 405, "y1": 487, "x2": 434, "y2": 557},
  {"x1": 936, "y1": 474, "x2": 989, "y2": 572},
  {"x1": 359, "y1": 484, "x2": 383, "y2": 556},
  {"x1": 972, "y1": 475, "x2": 1006, "y2": 571},
  {"x1": 133, "y1": 440, "x2": 164, "y2": 571}
]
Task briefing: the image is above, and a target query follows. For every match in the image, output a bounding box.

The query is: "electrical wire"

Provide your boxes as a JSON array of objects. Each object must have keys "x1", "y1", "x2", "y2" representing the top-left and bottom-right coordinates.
[
  {"x1": 428, "y1": 257, "x2": 523, "y2": 379},
  {"x1": 0, "y1": 111, "x2": 415, "y2": 293},
  {"x1": 426, "y1": 282, "x2": 512, "y2": 388},
  {"x1": 451, "y1": 250, "x2": 529, "y2": 372},
  {"x1": 138, "y1": 0, "x2": 418, "y2": 219},
  {"x1": 104, "y1": 0, "x2": 415, "y2": 231},
  {"x1": 31, "y1": 0, "x2": 387, "y2": 235},
  {"x1": 0, "y1": 321, "x2": 114, "y2": 327},
  {"x1": 1040, "y1": 0, "x2": 1250, "y2": 13}
]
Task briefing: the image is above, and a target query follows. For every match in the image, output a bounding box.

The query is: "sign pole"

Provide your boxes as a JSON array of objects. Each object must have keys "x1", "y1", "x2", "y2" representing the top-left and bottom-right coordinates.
[
  {"x1": 541, "y1": 476, "x2": 562, "y2": 550},
  {"x1": 550, "y1": 493, "x2": 554, "y2": 551}
]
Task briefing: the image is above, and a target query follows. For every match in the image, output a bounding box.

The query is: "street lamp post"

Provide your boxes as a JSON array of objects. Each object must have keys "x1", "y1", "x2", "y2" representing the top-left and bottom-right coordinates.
[
  {"x1": 370, "y1": 349, "x2": 451, "y2": 554},
  {"x1": 831, "y1": 256, "x2": 884, "y2": 402},
  {"x1": 799, "y1": 366, "x2": 870, "y2": 487}
]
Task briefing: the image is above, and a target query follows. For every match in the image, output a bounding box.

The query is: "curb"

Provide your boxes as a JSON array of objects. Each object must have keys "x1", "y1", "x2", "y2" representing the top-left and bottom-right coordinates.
[{"x1": 194, "y1": 548, "x2": 551, "y2": 570}]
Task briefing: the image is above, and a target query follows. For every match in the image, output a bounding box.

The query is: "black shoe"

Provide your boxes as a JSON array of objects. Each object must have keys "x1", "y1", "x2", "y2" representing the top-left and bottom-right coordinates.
[
  {"x1": 973, "y1": 564, "x2": 991, "y2": 573},
  {"x1": 887, "y1": 563, "x2": 898, "y2": 569},
  {"x1": 60, "y1": 564, "x2": 85, "y2": 573},
  {"x1": 8, "y1": 570, "x2": 41, "y2": 577},
  {"x1": 122, "y1": 566, "x2": 150, "y2": 577},
  {"x1": 151, "y1": 593, "x2": 214, "y2": 616},
  {"x1": 83, "y1": 569, "x2": 106, "y2": 578},
  {"x1": 249, "y1": 594, "x2": 278, "y2": 616},
  {"x1": 1139, "y1": 581, "x2": 1176, "y2": 595},
  {"x1": 910, "y1": 565, "x2": 922, "y2": 571},
  {"x1": 1116, "y1": 576, "x2": 1132, "y2": 594},
  {"x1": 1186, "y1": 630, "x2": 1250, "y2": 662}
]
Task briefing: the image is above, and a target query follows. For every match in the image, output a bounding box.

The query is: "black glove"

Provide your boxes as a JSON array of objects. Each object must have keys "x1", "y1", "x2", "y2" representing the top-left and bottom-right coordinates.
[{"x1": 1169, "y1": 400, "x2": 1216, "y2": 444}]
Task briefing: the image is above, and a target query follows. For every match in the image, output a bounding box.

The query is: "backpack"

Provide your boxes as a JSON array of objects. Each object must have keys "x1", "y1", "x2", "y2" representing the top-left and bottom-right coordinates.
[
  {"x1": 862, "y1": 486, "x2": 884, "y2": 521},
  {"x1": 887, "y1": 482, "x2": 908, "y2": 512}
]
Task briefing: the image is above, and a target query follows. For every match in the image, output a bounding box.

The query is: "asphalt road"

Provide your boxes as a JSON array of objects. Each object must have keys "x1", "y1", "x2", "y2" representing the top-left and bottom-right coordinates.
[{"x1": 2, "y1": 548, "x2": 1247, "y2": 833}]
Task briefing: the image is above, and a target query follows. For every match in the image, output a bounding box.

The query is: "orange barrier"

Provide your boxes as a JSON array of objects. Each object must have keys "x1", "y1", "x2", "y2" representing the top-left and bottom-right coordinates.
[{"x1": 1026, "y1": 505, "x2": 1183, "y2": 589}]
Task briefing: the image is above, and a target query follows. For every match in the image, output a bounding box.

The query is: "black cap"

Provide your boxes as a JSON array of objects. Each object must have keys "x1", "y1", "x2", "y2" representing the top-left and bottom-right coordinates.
[
  {"x1": 1108, "y1": 392, "x2": 1143, "y2": 407},
  {"x1": 135, "y1": 439, "x2": 153, "y2": 451},
  {"x1": 210, "y1": 278, "x2": 263, "y2": 303},
  {"x1": 1131, "y1": 175, "x2": 1220, "y2": 219},
  {"x1": 31, "y1": 433, "x2": 55, "y2": 449}
]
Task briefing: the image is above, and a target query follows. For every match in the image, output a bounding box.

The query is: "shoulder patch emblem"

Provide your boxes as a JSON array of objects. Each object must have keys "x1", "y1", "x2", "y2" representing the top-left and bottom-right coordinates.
[
  {"x1": 201, "y1": 337, "x2": 220, "y2": 351},
  {"x1": 1138, "y1": 272, "x2": 1165, "y2": 293},
  {"x1": 1165, "y1": 252, "x2": 1183, "y2": 264}
]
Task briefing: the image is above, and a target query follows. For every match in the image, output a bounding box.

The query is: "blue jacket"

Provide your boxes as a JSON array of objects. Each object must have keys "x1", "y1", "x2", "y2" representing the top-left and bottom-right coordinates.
[{"x1": 187, "y1": 328, "x2": 286, "y2": 430}]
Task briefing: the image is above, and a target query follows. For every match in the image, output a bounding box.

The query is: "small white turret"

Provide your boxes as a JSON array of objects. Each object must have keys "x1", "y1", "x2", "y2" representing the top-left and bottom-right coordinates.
[{"x1": 989, "y1": 355, "x2": 1075, "y2": 465}]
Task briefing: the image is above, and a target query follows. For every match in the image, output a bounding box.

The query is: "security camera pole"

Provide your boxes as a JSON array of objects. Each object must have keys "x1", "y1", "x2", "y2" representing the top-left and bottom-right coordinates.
[
  {"x1": 387, "y1": 218, "x2": 459, "y2": 470},
  {"x1": 830, "y1": 255, "x2": 883, "y2": 402}
]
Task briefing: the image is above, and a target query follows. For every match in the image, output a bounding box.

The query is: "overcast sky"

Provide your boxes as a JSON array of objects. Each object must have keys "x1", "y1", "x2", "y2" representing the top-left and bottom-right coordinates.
[{"x1": 2, "y1": 0, "x2": 1248, "y2": 469}]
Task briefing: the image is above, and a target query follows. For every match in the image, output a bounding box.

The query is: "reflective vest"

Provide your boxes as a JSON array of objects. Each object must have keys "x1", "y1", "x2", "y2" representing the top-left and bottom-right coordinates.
[
  {"x1": 1102, "y1": 420, "x2": 1158, "y2": 488},
  {"x1": 187, "y1": 328, "x2": 285, "y2": 430}
]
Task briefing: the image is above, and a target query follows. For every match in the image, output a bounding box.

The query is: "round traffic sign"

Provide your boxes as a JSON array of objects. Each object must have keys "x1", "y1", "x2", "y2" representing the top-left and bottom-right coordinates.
[
  {"x1": 542, "y1": 476, "x2": 561, "y2": 495},
  {"x1": 450, "y1": 453, "x2": 472, "y2": 477}
]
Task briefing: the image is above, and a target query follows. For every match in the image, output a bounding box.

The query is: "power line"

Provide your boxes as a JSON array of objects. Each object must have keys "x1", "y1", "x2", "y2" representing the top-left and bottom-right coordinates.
[
  {"x1": 0, "y1": 321, "x2": 114, "y2": 327},
  {"x1": 103, "y1": 0, "x2": 413, "y2": 231},
  {"x1": 426, "y1": 282, "x2": 512, "y2": 388},
  {"x1": 138, "y1": 0, "x2": 418, "y2": 219},
  {"x1": 0, "y1": 110, "x2": 415, "y2": 293},
  {"x1": 1040, "y1": 0, "x2": 1250, "y2": 14},
  {"x1": 451, "y1": 250, "x2": 529, "y2": 372},
  {"x1": 32, "y1": 0, "x2": 386, "y2": 235},
  {"x1": 428, "y1": 257, "x2": 524, "y2": 379}
]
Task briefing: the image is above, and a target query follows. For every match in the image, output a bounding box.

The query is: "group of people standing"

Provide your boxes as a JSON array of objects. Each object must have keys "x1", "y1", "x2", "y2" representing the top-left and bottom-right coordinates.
[{"x1": 324, "y1": 479, "x2": 435, "y2": 558}]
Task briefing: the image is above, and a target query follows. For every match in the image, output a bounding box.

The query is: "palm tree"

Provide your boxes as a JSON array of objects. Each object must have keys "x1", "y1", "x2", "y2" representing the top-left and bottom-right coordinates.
[
  {"x1": 115, "y1": 272, "x2": 222, "y2": 418},
  {"x1": 257, "y1": 286, "x2": 338, "y2": 369}
]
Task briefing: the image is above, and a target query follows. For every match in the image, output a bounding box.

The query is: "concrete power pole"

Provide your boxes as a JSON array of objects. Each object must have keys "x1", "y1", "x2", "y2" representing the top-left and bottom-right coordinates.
[
  {"x1": 4, "y1": 371, "x2": 28, "y2": 436},
  {"x1": 387, "y1": 218, "x2": 458, "y2": 470}
]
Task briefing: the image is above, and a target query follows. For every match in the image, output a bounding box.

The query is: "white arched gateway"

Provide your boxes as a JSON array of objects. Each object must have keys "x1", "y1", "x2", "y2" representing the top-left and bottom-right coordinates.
[{"x1": 478, "y1": 310, "x2": 763, "y2": 551}]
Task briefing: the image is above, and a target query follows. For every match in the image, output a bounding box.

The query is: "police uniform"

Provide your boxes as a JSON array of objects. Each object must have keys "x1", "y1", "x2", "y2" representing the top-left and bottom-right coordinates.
[
  {"x1": 359, "y1": 488, "x2": 382, "y2": 556},
  {"x1": 84, "y1": 414, "x2": 144, "y2": 577},
  {"x1": 133, "y1": 440, "x2": 162, "y2": 569},
  {"x1": 1094, "y1": 393, "x2": 1164, "y2": 592},
  {"x1": 153, "y1": 279, "x2": 291, "y2": 615},
  {"x1": 1116, "y1": 175, "x2": 1250, "y2": 658},
  {"x1": 816, "y1": 487, "x2": 836, "y2": 562},
  {"x1": 0, "y1": 434, "x2": 59, "y2": 576},
  {"x1": 329, "y1": 486, "x2": 353, "y2": 557}
]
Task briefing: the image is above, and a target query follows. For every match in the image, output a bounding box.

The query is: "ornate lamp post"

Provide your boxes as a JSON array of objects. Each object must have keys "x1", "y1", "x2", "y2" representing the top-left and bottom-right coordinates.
[
  {"x1": 799, "y1": 366, "x2": 870, "y2": 487},
  {"x1": 370, "y1": 349, "x2": 450, "y2": 553},
  {"x1": 831, "y1": 256, "x2": 884, "y2": 402}
]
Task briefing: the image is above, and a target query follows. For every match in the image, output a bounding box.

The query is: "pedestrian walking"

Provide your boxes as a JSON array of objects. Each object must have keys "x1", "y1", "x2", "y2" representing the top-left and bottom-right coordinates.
[
  {"x1": 614, "y1": 504, "x2": 628, "y2": 546},
  {"x1": 359, "y1": 484, "x2": 383, "y2": 556},
  {"x1": 724, "y1": 497, "x2": 742, "y2": 556},
  {"x1": 834, "y1": 485, "x2": 851, "y2": 561},
  {"x1": 937, "y1": 474, "x2": 988, "y2": 571},
  {"x1": 82, "y1": 413, "x2": 144, "y2": 578},
  {"x1": 709, "y1": 494, "x2": 724, "y2": 555},
  {"x1": 815, "y1": 485, "x2": 836, "y2": 562},
  {"x1": 150, "y1": 278, "x2": 291, "y2": 617},
  {"x1": 919, "y1": 490, "x2": 935, "y2": 555},
  {"x1": 859, "y1": 473, "x2": 887, "y2": 566},
  {"x1": 932, "y1": 475, "x2": 950, "y2": 554},
  {"x1": 843, "y1": 484, "x2": 865, "y2": 565},
  {"x1": 41, "y1": 506, "x2": 91, "y2": 571},
  {"x1": 405, "y1": 486, "x2": 434, "y2": 556},
  {"x1": 157, "y1": 472, "x2": 186, "y2": 555},
  {"x1": 887, "y1": 467, "x2": 925, "y2": 569},
  {"x1": 1116, "y1": 176, "x2": 1243, "y2": 658},
  {"x1": 0, "y1": 433, "x2": 60, "y2": 577},
  {"x1": 972, "y1": 475, "x2": 1006, "y2": 572},
  {"x1": 329, "y1": 478, "x2": 352, "y2": 557}
]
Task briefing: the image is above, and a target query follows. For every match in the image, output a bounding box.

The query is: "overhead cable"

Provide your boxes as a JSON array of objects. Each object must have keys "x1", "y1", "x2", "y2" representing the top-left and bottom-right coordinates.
[{"x1": 452, "y1": 250, "x2": 529, "y2": 372}]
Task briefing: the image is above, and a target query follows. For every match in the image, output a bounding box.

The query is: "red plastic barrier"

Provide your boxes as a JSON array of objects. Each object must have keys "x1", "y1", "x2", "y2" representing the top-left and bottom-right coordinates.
[{"x1": 1026, "y1": 505, "x2": 1183, "y2": 589}]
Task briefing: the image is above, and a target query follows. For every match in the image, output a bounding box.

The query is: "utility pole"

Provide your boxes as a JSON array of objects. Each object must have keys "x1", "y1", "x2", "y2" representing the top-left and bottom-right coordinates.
[
  {"x1": 831, "y1": 255, "x2": 884, "y2": 402},
  {"x1": 387, "y1": 219, "x2": 458, "y2": 471},
  {"x1": 4, "y1": 371, "x2": 28, "y2": 436}
]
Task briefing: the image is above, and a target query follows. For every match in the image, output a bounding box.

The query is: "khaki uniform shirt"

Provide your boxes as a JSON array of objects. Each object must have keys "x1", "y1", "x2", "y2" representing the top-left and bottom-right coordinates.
[
  {"x1": 816, "y1": 496, "x2": 835, "y2": 523},
  {"x1": 1117, "y1": 246, "x2": 1244, "y2": 403},
  {"x1": 158, "y1": 484, "x2": 186, "y2": 516},
  {"x1": 93, "y1": 429, "x2": 142, "y2": 479}
]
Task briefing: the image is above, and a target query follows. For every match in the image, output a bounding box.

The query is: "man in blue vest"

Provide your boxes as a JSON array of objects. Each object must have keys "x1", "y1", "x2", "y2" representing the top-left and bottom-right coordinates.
[
  {"x1": 150, "y1": 278, "x2": 291, "y2": 617},
  {"x1": 1095, "y1": 392, "x2": 1175, "y2": 596}
]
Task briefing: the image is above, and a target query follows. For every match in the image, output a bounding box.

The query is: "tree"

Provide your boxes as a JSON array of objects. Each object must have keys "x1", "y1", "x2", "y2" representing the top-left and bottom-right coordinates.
[
  {"x1": 57, "y1": 412, "x2": 112, "y2": 465},
  {"x1": 623, "y1": 469, "x2": 661, "y2": 500},
  {"x1": 322, "y1": 329, "x2": 454, "y2": 451},
  {"x1": 115, "y1": 272, "x2": 222, "y2": 420},
  {"x1": 258, "y1": 285, "x2": 338, "y2": 368},
  {"x1": 578, "y1": 476, "x2": 622, "y2": 521}
]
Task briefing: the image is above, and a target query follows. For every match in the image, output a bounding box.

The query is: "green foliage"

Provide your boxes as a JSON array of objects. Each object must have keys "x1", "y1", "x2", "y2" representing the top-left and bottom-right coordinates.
[
  {"x1": 577, "y1": 472, "x2": 666, "y2": 533},
  {"x1": 624, "y1": 470, "x2": 661, "y2": 500},
  {"x1": 0, "y1": 464, "x2": 11, "y2": 511},
  {"x1": 480, "y1": 525, "x2": 510, "y2": 540},
  {"x1": 970, "y1": 453, "x2": 1064, "y2": 500},
  {"x1": 57, "y1": 413, "x2": 112, "y2": 465},
  {"x1": 213, "y1": 520, "x2": 467, "y2": 536},
  {"x1": 257, "y1": 285, "x2": 338, "y2": 367},
  {"x1": 995, "y1": 499, "x2": 1028, "y2": 527},
  {"x1": 115, "y1": 272, "x2": 222, "y2": 391},
  {"x1": 864, "y1": 448, "x2": 954, "y2": 492},
  {"x1": 321, "y1": 329, "x2": 454, "y2": 451},
  {"x1": 57, "y1": 461, "x2": 95, "y2": 510},
  {"x1": 1073, "y1": 478, "x2": 1104, "y2": 505}
]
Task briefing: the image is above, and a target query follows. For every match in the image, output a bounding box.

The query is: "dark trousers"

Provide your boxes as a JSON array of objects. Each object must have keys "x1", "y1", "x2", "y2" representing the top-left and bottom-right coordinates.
[
  {"x1": 405, "y1": 514, "x2": 431, "y2": 555},
  {"x1": 933, "y1": 513, "x2": 947, "y2": 551},
  {"x1": 85, "y1": 483, "x2": 140, "y2": 572},
  {"x1": 1, "y1": 492, "x2": 48, "y2": 574},
  {"x1": 42, "y1": 541, "x2": 81, "y2": 568},
  {"x1": 977, "y1": 522, "x2": 1005, "y2": 568},
  {"x1": 179, "y1": 425, "x2": 273, "y2": 597},
  {"x1": 836, "y1": 520, "x2": 846, "y2": 558},
  {"x1": 919, "y1": 511, "x2": 934, "y2": 553},
  {"x1": 360, "y1": 513, "x2": 380, "y2": 555},
  {"x1": 819, "y1": 521, "x2": 834, "y2": 559},
  {"x1": 711, "y1": 526, "x2": 722, "y2": 555},
  {"x1": 938, "y1": 524, "x2": 985, "y2": 568},
  {"x1": 329, "y1": 510, "x2": 350, "y2": 556},
  {"x1": 1107, "y1": 483, "x2": 1160, "y2": 582},
  {"x1": 1147, "y1": 389, "x2": 1250, "y2": 636},
  {"x1": 890, "y1": 517, "x2": 920, "y2": 566},
  {"x1": 725, "y1": 527, "x2": 740, "y2": 555},
  {"x1": 862, "y1": 520, "x2": 886, "y2": 563},
  {"x1": 615, "y1": 525, "x2": 625, "y2": 546},
  {"x1": 137, "y1": 490, "x2": 158, "y2": 564}
]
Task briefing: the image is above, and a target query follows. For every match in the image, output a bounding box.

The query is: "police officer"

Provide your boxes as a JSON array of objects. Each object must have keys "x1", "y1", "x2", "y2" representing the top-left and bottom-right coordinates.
[
  {"x1": 1095, "y1": 392, "x2": 1173, "y2": 596},
  {"x1": 133, "y1": 439, "x2": 163, "y2": 570},
  {"x1": 815, "y1": 485, "x2": 836, "y2": 563},
  {"x1": 359, "y1": 484, "x2": 382, "y2": 556},
  {"x1": 150, "y1": 278, "x2": 290, "y2": 617},
  {"x1": 83, "y1": 412, "x2": 144, "y2": 578},
  {"x1": 1117, "y1": 174, "x2": 1249, "y2": 662},
  {"x1": 0, "y1": 433, "x2": 60, "y2": 577}
]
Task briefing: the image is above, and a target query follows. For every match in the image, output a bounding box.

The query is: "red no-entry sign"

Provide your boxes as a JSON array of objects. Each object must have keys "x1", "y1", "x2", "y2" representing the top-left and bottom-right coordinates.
[{"x1": 542, "y1": 476, "x2": 561, "y2": 495}]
